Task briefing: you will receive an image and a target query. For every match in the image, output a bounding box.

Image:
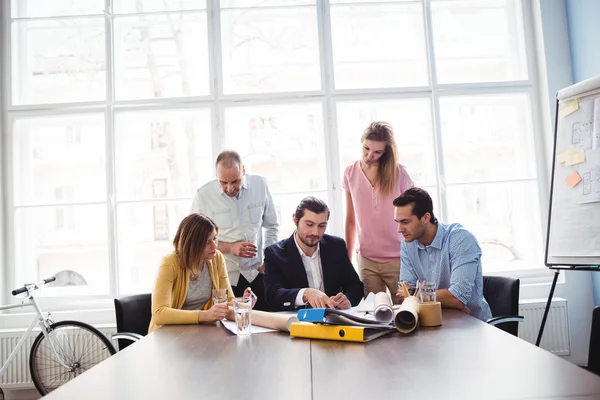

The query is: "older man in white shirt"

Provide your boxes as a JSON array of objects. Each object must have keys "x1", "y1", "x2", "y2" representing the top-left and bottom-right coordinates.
[{"x1": 190, "y1": 150, "x2": 279, "y2": 310}]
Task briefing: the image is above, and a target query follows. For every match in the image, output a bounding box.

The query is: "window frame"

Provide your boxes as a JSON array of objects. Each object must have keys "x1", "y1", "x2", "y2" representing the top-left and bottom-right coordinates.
[{"x1": 0, "y1": 0, "x2": 550, "y2": 311}]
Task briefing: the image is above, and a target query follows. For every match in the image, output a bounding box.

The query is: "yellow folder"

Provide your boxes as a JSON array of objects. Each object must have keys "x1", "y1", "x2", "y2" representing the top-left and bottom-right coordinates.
[{"x1": 289, "y1": 322, "x2": 394, "y2": 343}]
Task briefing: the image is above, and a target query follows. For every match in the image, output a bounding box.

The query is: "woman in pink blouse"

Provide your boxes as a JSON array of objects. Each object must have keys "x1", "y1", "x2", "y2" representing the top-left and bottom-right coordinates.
[{"x1": 342, "y1": 121, "x2": 414, "y2": 301}]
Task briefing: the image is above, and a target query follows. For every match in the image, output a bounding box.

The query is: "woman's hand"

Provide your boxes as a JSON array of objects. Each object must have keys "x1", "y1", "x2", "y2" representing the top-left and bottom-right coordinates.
[
  {"x1": 243, "y1": 287, "x2": 258, "y2": 308},
  {"x1": 202, "y1": 302, "x2": 229, "y2": 322}
]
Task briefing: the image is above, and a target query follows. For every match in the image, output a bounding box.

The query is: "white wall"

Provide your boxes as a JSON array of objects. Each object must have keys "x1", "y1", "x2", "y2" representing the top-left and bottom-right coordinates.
[{"x1": 527, "y1": 0, "x2": 594, "y2": 366}]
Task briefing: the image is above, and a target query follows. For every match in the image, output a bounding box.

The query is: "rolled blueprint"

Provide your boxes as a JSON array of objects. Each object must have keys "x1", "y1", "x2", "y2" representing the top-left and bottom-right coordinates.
[
  {"x1": 374, "y1": 292, "x2": 394, "y2": 323},
  {"x1": 394, "y1": 296, "x2": 419, "y2": 334},
  {"x1": 226, "y1": 309, "x2": 298, "y2": 332}
]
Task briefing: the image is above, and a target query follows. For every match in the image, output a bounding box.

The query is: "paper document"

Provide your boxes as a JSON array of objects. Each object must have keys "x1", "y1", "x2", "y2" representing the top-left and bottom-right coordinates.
[{"x1": 220, "y1": 319, "x2": 277, "y2": 335}]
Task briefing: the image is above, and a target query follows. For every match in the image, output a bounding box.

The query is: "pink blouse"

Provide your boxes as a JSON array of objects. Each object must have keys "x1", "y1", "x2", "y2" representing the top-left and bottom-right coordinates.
[{"x1": 342, "y1": 161, "x2": 414, "y2": 263}]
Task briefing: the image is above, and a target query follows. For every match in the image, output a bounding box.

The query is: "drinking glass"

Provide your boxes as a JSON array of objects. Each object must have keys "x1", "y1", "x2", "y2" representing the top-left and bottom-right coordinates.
[
  {"x1": 212, "y1": 288, "x2": 228, "y2": 304},
  {"x1": 232, "y1": 296, "x2": 252, "y2": 336},
  {"x1": 419, "y1": 282, "x2": 437, "y2": 303}
]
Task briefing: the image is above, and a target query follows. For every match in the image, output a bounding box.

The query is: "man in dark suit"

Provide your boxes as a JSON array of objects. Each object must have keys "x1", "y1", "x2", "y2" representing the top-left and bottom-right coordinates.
[{"x1": 264, "y1": 196, "x2": 364, "y2": 311}]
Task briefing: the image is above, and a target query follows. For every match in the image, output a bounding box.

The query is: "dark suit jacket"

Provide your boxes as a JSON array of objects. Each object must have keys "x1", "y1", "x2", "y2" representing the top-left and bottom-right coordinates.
[{"x1": 264, "y1": 233, "x2": 364, "y2": 311}]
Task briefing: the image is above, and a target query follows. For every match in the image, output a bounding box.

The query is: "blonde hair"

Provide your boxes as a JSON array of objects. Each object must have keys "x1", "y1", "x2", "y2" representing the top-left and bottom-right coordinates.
[
  {"x1": 173, "y1": 213, "x2": 218, "y2": 272},
  {"x1": 361, "y1": 121, "x2": 399, "y2": 196}
]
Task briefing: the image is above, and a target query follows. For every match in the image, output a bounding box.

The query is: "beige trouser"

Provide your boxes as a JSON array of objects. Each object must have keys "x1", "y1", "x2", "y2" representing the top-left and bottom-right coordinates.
[{"x1": 357, "y1": 254, "x2": 401, "y2": 304}]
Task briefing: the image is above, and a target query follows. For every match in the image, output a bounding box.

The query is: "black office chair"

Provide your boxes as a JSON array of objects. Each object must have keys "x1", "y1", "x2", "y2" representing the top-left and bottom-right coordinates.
[
  {"x1": 482, "y1": 275, "x2": 524, "y2": 337},
  {"x1": 587, "y1": 306, "x2": 600, "y2": 375},
  {"x1": 113, "y1": 293, "x2": 152, "y2": 351}
]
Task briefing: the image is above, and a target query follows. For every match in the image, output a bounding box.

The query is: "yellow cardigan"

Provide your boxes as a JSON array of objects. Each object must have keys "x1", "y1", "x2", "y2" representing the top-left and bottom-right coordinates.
[{"x1": 148, "y1": 250, "x2": 234, "y2": 333}]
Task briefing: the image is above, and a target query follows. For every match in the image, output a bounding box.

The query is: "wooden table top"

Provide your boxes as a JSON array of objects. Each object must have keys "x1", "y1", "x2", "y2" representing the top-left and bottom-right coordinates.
[{"x1": 43, "y1": 310, "x2": 600, "y2": 400}]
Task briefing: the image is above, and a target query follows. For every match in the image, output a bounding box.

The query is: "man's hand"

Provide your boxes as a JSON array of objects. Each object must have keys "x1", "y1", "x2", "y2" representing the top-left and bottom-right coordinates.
[
  {"x1": 459, "y1": 304, "x2": 472, "y2": 315},
  {"x1": 395, "y1": 281, "x2": 406, "y2": 304},
  {"x1": 330, "y1": 292, "x2": 351, "y2": 310},
  {"x1": 231, "y1": 241, "x2": 258, "y2": 258},
  {"x1": 258, "y1": 263, "x2": 265, "y2": 274},
  {"x1": 304, "y1": 288, "x2": 335, "y2": 309}
]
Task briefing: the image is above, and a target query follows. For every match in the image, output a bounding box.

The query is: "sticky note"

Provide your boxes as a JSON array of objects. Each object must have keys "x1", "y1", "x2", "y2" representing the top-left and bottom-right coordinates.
[
  {"x1": 557, "y1": 147, "x2": 576, "y2": 164},
  {"x1": 565, "y1": 170, "x2": 582, "y2": 188},
  {"x1": 559, "y1": 99, "x2": 579, "y2": 117},
  {"x1": 564, "y1": 150, "x2": 586, "y2": 166}
]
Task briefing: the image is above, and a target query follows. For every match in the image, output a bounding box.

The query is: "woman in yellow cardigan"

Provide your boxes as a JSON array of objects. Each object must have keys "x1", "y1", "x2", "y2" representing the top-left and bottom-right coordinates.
[{"x1": 148, "y1": 213, "x2": 253, "y2": 333}]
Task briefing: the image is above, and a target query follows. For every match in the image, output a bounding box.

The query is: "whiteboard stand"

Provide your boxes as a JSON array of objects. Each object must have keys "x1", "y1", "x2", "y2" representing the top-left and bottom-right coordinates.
[{"x1": 540, "y1": 75, "x2": 600, "y2": 346}]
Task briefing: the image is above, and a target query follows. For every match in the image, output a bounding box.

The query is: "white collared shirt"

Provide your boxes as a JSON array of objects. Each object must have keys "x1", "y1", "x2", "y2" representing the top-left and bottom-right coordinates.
[
  {"x1": 293, "y1": 232, "x2": 324, "y2": 306},
  {"x1": 190, "y1": 174, "x2": 279, "y2": 286}
]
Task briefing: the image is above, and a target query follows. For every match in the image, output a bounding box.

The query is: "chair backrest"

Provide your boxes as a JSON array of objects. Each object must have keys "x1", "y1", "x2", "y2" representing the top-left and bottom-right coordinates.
[
  {"x1": 114, "y1": 293, "x2": 152, "y2": 351},
  {"x1": 482, "y1": 276, "x2": 520, "y2": 336},
  {"x1": 588, "y1": 306, "x2": 600, "y2": 375}
]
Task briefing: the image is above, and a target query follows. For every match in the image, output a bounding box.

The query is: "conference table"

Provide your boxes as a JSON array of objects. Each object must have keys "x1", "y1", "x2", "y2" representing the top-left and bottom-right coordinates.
[{"x1": 43, "y1": 310, "x2": 600, "y2": 399}]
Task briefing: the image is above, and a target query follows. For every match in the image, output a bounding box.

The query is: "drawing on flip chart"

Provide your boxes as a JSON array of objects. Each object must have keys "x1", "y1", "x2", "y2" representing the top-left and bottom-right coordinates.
[
  {"x1": 572, "y1": 119, "x2": 593, "y2": 146},
  {"x1": 562, "y1": 98, "x2": 595, "y2": 151},
  {"x1": 575, "y1": 148, "x2": 600, "y2": 204},
  {"x1": 582, "y1": 167, "x2": 600, "y2": 196}
]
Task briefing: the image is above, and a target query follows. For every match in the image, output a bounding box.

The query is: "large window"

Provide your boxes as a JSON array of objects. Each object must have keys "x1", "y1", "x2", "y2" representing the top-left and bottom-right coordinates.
[{"x1": 1, "y1": 0, "x2": 545, "y2": 303}]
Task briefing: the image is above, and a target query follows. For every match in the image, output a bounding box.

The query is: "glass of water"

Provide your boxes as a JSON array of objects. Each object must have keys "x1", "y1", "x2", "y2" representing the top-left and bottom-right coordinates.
[
  {"x1": 232, "y1": 297, "x2": 252, "y2": 336},
  {"x1": 212, "y1": 288, "x2": 228, "y2": 304},
  {"x1": 419, "y1": 282, "x2": 437, "y2": 303}
]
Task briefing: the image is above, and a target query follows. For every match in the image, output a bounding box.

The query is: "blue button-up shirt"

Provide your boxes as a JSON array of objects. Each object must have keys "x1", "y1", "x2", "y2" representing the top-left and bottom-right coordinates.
[
  {"x1": 400, "y1": 222, "x2": 492, "y2": 321},
  {"x1": 190, "y1": 174, "x2": 279, "y2": 286}
]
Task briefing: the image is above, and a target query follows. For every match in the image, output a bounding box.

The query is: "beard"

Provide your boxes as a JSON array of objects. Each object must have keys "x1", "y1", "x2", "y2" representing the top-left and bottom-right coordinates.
[{"x1": 299, "y1": 233, "x2": 320, "y2": 247}]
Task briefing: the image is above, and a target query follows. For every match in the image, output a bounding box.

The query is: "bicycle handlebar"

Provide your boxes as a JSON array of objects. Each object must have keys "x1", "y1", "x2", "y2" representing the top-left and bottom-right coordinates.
[{"x1": 11, "y1": 276, "x2": 56, "y2": 296}]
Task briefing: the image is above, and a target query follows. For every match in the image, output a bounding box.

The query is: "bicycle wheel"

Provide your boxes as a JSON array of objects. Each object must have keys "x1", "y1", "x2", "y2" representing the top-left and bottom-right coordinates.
[{"x1": 29, "y1": 320, "x2": 116, "y2": 395}]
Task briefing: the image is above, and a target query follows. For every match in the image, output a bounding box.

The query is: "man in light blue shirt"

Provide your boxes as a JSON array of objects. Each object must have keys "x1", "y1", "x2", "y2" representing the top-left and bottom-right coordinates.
[
  {"x1": 393, "y1": 187, "x2": 491, "y2": 321},
  {"x1": 190, "y1": 151, "x2": 279, "y2": 310}
]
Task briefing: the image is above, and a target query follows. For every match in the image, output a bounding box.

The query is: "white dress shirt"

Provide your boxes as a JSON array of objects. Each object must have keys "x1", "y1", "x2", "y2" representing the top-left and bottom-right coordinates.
[
  {"x1": 190, "y1": 174, "x2": 279, "y2": 286},
  {"x1": 293, "y1": 232, "x2": 324, "y2": 306}
]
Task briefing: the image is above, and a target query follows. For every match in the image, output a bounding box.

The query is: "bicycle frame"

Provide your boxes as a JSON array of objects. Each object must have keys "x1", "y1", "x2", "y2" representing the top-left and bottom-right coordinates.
[{"x1": 0, "y1": 288, "x2": 71, "y2": 379}]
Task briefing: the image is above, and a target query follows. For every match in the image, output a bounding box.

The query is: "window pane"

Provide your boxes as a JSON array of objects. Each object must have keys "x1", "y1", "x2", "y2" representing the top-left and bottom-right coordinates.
[
  {"x1": 221, "y1": 7, "x2": 321, "y2": 94},
  {"x1": 117, "y1": 200, "x2": 190, "y2": 294},
  {"x1": 331, "y1": 0, "x2": 415, "y2": 3},
  {"x1": 446, "y1": 181, "x2": 543, "y2": 272},
  {"x1": 115, "y1": 109, "x2": 212, "y2": 201},
  {"x1": 330, "y1": 3, "x2": 428, "y2": 89},
  {"x1": 11, "y1": 19, "x2": 106, "y2": 105},
  {"x1": 273, "y1": 191, "x2": 331, "y2": 240},
  {"x1": 114, "y1": 13, "x2": 209, "y2": 100},
  {"x1": 114, "y1": 0, "x2": 206, "y2": 13},
  {"x1": 13, "y1": 114, "x2": 106, "y2": 206},
  {"x1": 224, "y1": 103, "x2": 327, "y2": 193},
  {"x1": 11, "y1": 0, "x2": 104, "y2": 17},
  {"x1": 221, "y1": 0, "x2": 315, "y2": 7},
  {"x1": 336, "y1": 99, "x2": 436, "y2": 186},
  {"x1": 14, "y1": 205, "x2": 109, "y2": 295},
  {"x1": 440, "y1": 94, "x2": 536, "y2": 184},
  {"x1": 431, "y1": 0, "x2": 528, "y2": 83}
]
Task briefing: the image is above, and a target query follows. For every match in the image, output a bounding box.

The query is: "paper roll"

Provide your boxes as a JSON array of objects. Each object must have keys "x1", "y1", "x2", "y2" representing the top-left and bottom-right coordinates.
[
  {"x1": 374, "y1": 292, "x2": 394, "y2": 322},
  {"x1": 226, "y1": 309, "x2": 298, "y2": 332},
  {"x1": 418, "y1": 302, "x2": 442, "y2": 327},
  {"x1": 394, "y1": 297, "x2": 419, "y2": 334}
]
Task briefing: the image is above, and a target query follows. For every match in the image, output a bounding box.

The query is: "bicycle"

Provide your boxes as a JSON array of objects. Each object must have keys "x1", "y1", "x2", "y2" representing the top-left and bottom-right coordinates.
[{"x1": 0, "y1": 277, "x2": 116, "y2": 398}]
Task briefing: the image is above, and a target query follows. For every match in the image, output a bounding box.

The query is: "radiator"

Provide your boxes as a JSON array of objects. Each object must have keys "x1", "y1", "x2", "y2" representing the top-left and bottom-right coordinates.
[
  {"x1": 0, "y1": 326, "x2": 116, "y2": 389},
  {"x1": 518, "y1": 298, "x2": 570, "y2": 356}
]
